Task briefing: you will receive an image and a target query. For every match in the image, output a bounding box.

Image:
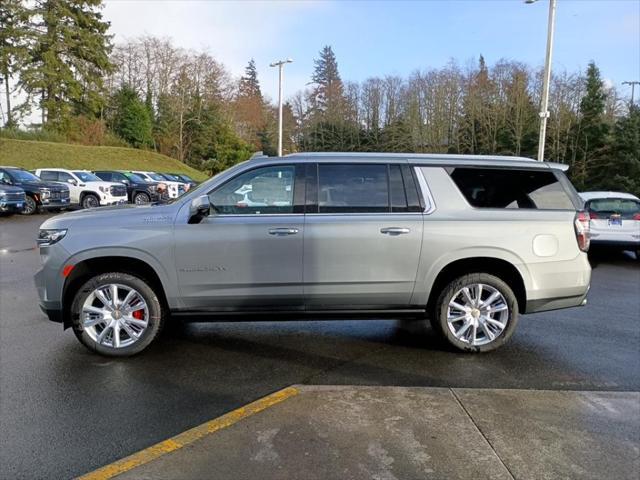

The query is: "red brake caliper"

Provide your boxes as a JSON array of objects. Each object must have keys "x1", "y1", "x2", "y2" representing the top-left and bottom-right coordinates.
[{"x1": 132, "y1": 310, "x2": 144, "y2": 320}]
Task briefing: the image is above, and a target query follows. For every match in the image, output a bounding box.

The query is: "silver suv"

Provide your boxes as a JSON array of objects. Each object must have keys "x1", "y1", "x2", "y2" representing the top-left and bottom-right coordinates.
[{"x1": 35, "y1": 153, "x2": 591, "y2": 356}]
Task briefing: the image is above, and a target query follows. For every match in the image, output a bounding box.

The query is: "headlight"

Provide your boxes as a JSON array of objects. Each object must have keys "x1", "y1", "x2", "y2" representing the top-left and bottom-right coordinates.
[
  {"x1": 39, "y1": 188, "x2": 51, "y2": 199},
  {"x1": 37, "y1": 229, "x2": 68, "y2": 246}
]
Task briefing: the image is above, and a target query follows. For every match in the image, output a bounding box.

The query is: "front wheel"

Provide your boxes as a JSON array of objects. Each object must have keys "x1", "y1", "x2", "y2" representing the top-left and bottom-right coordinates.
[
  {"x1": 70, "y1": 272, "x2": 164, "y2": 356},
  {"x1": 21, "y1": 195, "x2": 38, "y2": 215},
  {"x1": 81, "y1": 193, "x2": 100, "y2": 209},
  {"x1": 133, "y1": 192, "x2": 150, "y2": 204},
  {"x1": 430, "y1": 273, "x2": 518, "y2": 353}
]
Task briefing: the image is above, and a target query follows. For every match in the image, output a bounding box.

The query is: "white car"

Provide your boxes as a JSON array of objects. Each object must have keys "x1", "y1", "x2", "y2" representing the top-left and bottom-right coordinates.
[
  {"x1": 580, "y1": 191, "x2": 640, "y2": 255},
  {"x1": 35, "y1": 168, "x2": 128, "y2": 209},
  {"x1": 131, "y1": 171, "x2": 187, "y2": 199}
]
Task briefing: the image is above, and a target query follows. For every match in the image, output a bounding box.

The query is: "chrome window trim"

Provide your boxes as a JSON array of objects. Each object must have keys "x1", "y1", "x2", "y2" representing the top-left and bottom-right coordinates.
[{"x1": 414, "y1": 167, "x2": 436, "y2": 215}]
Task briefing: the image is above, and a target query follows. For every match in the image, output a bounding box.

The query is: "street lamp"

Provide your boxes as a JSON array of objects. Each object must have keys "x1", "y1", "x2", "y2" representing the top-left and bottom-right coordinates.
[
  {"x1": 526, "y1": 0, "x2": 557, "y2": 162},
  {"x1": 270, "y1": 58, "x2": 293, "y2": 157}
]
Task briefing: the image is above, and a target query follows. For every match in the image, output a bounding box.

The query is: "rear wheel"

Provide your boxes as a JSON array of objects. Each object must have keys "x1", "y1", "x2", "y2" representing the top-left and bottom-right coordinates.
[
  {"x1": 81, "y1": 193, "x2": 100, "y2": 209},
  {"x1": 133, "y1": 192, "x2": 150, "y2": 204},
  {"x1": 430, "y1": 273, "x2": 518, "y2": 353},
  {"x1": 70, "y1": 272, "x2": 164, "y2": 356},
  {"x1": 21, "y1": 195, "x2": 38, "y2": 215}
]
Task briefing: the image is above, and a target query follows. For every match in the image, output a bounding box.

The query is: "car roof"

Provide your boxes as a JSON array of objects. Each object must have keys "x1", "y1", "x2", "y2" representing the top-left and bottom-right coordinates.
[
  {"x1": 580, "y1": 191, "x2": 640, "y2": 201},
  {"x1": 252, "y1": 152, "x2": 563, "y2": 170}
]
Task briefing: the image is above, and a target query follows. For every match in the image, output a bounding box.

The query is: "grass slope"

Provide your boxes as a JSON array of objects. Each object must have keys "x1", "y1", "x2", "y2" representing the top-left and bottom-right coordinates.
[{"x1": 0, "y1": 138, "x2": 209, "y2": 181}]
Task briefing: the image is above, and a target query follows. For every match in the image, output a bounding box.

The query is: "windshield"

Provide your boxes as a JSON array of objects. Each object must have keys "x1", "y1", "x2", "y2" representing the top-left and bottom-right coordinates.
[
  {"x1": 162, "y1": 173, "x2": 181, "y2": 181},
  {"x1": 73, "y1": 171, "x2": 101, "y2": 182},
  {"x1": 147, "y1": 173, "x2": 166, "y2": 181},
  {"x1": 123, "y1": 172, "x2": 147, "y2": 183},
  {"x1": 7, "y1": 169, "x2": 41, "y2": 183},
  {"x1": 178, "y1": 174, "x2": 194, "y2": 182}
]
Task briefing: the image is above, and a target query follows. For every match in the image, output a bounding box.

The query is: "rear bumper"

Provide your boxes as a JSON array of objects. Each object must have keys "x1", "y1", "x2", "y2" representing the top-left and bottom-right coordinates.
[
  {"x1": 523, "y1": 253, "x2": 591, "y2": 314},
  {"x1": 590, "y1": 239, "x2": 640, "y2": 250}
]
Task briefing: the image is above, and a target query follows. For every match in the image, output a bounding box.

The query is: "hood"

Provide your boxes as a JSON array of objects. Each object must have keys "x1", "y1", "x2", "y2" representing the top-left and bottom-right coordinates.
[
  {"x1": 16, "y1": 179, "x2": 69, "y2": 191},
  {"x1": 0, "y1": 184, "x2": 25, "y2": 194},
  {"x1": 40, "y1": 201, "x2": 180, "y2": 229}
]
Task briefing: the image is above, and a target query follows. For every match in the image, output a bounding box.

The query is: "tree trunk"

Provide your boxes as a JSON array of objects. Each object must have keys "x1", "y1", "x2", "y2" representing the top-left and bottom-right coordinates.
[{"x1": 4, "y1": 75, "x2": 11, "y2": 127}]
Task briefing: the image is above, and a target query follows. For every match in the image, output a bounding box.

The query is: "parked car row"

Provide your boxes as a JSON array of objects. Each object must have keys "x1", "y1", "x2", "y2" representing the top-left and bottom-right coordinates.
[{"x1": 0, "y1": 166, "x2": 198, "y2": 215}]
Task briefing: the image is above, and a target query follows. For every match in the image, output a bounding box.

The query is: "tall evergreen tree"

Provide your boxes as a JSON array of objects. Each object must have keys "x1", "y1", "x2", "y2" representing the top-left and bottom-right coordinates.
[
  {"x1": 238, "y1": 59, "x2": 262, "y2": 100},
  {"x1": 235, "y1": 58, "x2": 267, "y2": 151},
  {"x1": 311, "y1": 45, "x2": 345, "y2": 122},
  {"x1": 607, "y1": 105, "x2": 640, "y2": 196},
  {"x1": 0, "y1": 0, "x2": 30, "y2": 127},
  {"x1": 20, "y1": 0, "x2": 113, "y2": 129},
  {"x1": 112, "y1": 85, "x2": 152, "y2": 147},
  {"x1": 573, "y1": 62, "x2": 611, "y2": 189}
]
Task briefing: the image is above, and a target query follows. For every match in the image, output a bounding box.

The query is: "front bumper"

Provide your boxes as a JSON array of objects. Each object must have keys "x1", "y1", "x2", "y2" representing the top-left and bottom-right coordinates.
[
  {"x1": 0, "y1": 200, "x2": 24, "y2": 212},
  {"x1": 99, "y1": 196, "x2": 128, "y2": 206},
  {"x1": 41, "y1": 198, "x2": 70, "y2": 209}
]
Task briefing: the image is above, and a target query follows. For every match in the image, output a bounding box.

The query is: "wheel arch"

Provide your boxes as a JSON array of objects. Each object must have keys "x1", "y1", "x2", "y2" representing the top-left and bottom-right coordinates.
[
  {"x1": 425, "y1": 257, "x2": 528, "y2": 315},
  {"x1": 62, "y1": 253, "x2": 171, "y2": 329}
]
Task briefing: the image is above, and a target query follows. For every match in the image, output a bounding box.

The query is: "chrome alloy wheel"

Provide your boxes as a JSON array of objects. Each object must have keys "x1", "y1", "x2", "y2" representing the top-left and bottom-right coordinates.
[
  {"x1": 81, "y1": 283, "x2": 149, "y2": 349},
  {"x1": 446, "y1": 283, "x2": 509, "y2": 346}
]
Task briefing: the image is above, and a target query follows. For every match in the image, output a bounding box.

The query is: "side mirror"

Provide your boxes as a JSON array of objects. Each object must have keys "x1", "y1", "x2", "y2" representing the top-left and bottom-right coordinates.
[
  {"x1": 121, "y1": 179, "x2": 129, "y2": 185},
  {"x1": 67, "y1": 178, "x2": 77, "y2": 186},
  {"x1": 188, "y1": 195, "x2": 211, "y2": 224}
]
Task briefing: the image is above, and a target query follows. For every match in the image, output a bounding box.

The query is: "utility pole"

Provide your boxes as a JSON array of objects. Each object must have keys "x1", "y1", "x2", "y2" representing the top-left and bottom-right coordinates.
[
  {"x1": 270, "y1": 58, "x2": 293, "y2": 157},
  {"x1": 622, "y1": 81, "x2": 640, "y2": 106},
  {"x1": 526, "y1": 0, "x2": 557, "y2": 162}
]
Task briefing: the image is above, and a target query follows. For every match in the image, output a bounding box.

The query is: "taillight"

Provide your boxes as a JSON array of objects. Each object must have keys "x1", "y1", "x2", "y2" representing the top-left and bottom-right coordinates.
[
  {"x1": 574, "y1": 210, "x2": 590, "y2": 252},
  {"x1": 633, "y1": 213, "x2": 640, "y2": 221},
  {"x1": 588, "y1": 211, "x2": 599, "y2": 219}
]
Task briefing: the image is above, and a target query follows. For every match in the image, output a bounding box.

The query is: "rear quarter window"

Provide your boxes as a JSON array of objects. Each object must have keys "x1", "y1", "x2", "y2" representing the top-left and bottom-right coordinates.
[{"x1": 448, "y1": 167, "x2": 577, "y2": 210}]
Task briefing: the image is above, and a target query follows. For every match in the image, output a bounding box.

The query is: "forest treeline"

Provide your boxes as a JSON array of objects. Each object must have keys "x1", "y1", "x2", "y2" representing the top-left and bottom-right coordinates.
[{"x1": 1, "y1": 0, "x2": 638, "y2": 193}]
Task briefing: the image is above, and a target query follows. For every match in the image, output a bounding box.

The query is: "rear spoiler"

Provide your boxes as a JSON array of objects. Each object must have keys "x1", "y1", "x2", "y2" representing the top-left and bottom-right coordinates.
[{"x1": 545, "y1": 162, "x2": 569, "y2": 172}]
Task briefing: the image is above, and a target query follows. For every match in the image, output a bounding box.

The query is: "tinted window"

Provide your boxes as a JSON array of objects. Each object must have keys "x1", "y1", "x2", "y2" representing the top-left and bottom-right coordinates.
[
  {"x1": 449, "y1": 168, "x2": 576, "y2": 210},
  {"x1": 39, "y1": 171, "x2": 58, "y2": 181},
  {"x1": 389, "y1": 165, "x2": 408, "y2": 212},
  {"x1": 318, "y1": 164, "x2": 389, "y2": 213},
  {"x1": 123, "y1": 172, "x2": 146, "y2": 182},
  {"x1": 58, "y1": 171, "x2": 74, "y2": 182},
  {"x1": 587, "y1": 198, "x2": 640, "y2": 220},
  {"x1": 209, "y1": 165, "x2": 295, "y2": 215},
  {"x1": 94, "y1": 171, "x2": 112, "y2": 181}
]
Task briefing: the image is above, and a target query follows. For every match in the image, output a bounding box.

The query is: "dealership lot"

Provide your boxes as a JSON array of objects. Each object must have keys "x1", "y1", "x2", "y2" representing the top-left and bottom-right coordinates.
[{"x1": 1, "y1": 213, "x2": 639, "y2": 479}]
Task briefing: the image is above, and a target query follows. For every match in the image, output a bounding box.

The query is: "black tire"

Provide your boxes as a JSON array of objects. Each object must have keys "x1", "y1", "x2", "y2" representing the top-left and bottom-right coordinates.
[
  {"x1": 430, "y1": 273, "x2": 519, "y2": 353},
  {"x1": 133, "y1": 192, "x2": 150, "y2": 204},
  {"x1": 81, "y1": 193, "x2": 100, "y2": 209},
  {"x1": 21, "y1": 195, "x2": 38, "y2": 215},
  {"x1": 70, "y1": 272, "x2": 164, "y2": 357}
]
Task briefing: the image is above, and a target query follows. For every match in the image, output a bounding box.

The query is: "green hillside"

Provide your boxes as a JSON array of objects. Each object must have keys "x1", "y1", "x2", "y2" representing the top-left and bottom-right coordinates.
[{"x1": 0, "y1": 138, "x2": 209, "y2": 182}]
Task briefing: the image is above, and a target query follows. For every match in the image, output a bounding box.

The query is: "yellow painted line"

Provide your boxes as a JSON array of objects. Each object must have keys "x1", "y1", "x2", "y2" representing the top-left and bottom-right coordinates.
[{"x1": 76, "y1": 386, "x2": 300, "y2": 480}]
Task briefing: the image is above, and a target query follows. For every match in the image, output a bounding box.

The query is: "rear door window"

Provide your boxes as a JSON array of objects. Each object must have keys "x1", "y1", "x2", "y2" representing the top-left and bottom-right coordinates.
[
  {"x1": 317, "y1": 164, "x2": 389, "y2": 213},
  {"x1": 449, "y1": 168, "x2": 577, "y2": 210},
  {"x1": 39, "y1": 170, "x2": 58, "y2": 181}
]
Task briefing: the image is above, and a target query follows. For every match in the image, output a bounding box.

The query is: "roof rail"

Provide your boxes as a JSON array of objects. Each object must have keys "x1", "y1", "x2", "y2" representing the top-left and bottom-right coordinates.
[{"x1": 250, "y1": 151, "x2": 269, "y2": 160}]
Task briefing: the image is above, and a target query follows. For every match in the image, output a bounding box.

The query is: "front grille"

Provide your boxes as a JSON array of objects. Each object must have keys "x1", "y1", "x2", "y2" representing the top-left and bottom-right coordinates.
[
  {"x1": 3, "y1": 192, "x2": 25, "y2": 201},
  {"x1": 110, "y1": 185, "x2": 127, "y2": 196},
  {"x1": 51, "y1": 189, "x2": 69, "y2": 200}
]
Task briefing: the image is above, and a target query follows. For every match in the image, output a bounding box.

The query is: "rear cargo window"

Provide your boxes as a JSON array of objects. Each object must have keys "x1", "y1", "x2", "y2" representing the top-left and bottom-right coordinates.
[
  {"x1": 586, "y1": 198, "x2": 640, "y2": 219},
  {"x1": 449, "y1": 168, "x2": 576, "y2": 210}
]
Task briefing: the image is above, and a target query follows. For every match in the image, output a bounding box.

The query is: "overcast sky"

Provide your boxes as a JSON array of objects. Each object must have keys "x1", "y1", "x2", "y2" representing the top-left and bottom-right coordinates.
[{"x1": 102, "y1": 0, "x2": 640, "y2": 103}]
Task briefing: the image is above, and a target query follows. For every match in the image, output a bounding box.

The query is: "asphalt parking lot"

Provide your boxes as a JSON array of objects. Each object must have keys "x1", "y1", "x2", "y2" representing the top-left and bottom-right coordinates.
[{"x1": 1, "y1": 213, "x2": 639, "y2": 480}]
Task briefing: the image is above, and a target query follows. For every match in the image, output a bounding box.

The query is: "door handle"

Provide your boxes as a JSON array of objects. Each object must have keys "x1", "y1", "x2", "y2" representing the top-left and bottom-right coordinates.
[
  {"x1": 268, "y1": 227, "x2": 299, "y2": 236},
  {"x1": 380, "y1": 227, "x2": 410, "y2": 235}
]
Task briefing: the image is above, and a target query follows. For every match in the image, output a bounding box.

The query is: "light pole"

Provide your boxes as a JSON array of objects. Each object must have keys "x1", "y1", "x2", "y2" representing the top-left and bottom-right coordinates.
[
  {"x1": 622, "y1": 81, "x2": 640, "y2": 106},
  {"x1": 270, "y1": 58, "x2": 293, "y2": 157},
  {"x1": 526, "y1": 0, "x2": 557, "y2": 162}
]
